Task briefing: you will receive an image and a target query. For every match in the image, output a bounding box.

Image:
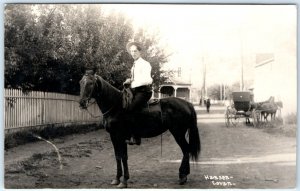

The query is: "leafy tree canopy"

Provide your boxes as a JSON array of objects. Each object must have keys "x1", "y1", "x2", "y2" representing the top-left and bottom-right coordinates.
[{"x1": 5, "y1": 4, "x2": 170, "y2": 94}]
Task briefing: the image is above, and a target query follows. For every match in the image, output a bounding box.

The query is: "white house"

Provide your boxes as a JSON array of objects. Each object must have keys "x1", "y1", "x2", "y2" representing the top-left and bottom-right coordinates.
[
  {"x1": 253, "y1": 53, "x2": 297, "y2": 117},
  {"x1": 159, "y1": 67, "x2": 192, "y2": 101}
]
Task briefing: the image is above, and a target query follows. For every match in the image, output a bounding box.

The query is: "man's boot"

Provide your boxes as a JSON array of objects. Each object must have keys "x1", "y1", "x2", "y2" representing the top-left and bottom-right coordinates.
[
  {"x1": 132, "y1": 136, "x2": 141, "y2": 145},
  {"x1": 126, "y1": 136, "x2": 141, "y2": 145},
  {"x1": 123, "y1": 111, "x2": 141, "y2": 145}
]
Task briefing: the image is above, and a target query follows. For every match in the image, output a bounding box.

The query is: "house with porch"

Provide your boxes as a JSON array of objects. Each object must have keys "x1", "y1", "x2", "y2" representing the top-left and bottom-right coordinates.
[{"x1": 157, "y1": 66, "x2": 192, "y2": 101}]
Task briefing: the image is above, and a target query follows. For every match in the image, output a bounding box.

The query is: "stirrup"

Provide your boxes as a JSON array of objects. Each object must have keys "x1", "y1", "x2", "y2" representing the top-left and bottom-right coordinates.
[
  {"x1": 125, "y1": 137, "x2": 141, "y2": 145},
  {"x1": 125, "y1": 139, "x2": 134, "y2": 145}
]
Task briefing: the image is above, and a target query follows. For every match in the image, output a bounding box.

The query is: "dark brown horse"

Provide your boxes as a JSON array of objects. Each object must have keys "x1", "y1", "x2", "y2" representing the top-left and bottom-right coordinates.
[
  {"x1": 257, "y1": 97, "x2": 283, "y2": 122},
  {"x1": 79, "y1": 72, "x2": 201, "y2": 188}
]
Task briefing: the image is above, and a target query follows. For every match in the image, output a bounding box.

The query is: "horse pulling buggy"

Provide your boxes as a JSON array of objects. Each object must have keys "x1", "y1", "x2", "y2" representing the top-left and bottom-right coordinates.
[{"x1": 225, "y1": 91, "x2": 282, "y2": 127}]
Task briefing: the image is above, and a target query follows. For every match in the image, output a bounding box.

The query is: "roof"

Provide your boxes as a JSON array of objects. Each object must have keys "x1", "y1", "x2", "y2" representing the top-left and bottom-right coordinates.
[
  {"x1": 162, "y1": 77, "x2": 191, "y2": 86},
  {"x1": 255, "y1": 53, "x2": 274, "y2": 68}
]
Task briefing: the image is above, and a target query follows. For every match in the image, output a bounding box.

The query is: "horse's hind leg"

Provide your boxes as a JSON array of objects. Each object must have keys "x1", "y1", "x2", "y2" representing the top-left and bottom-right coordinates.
[
  {"x1": 179, "y1": 152, "x2": 190, "y2": 185},
  {"x1": 171, "y1": 132, "x2": 190, "y2": 185}
]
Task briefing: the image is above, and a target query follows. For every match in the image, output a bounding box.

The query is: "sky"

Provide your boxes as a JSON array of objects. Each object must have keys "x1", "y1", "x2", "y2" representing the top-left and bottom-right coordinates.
[{"x1": 102, "y1": 4, "x2": 297, "y2": 88}]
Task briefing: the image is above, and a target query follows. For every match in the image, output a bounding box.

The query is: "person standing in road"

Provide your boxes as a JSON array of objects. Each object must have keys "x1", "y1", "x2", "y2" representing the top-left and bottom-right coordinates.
[{"x1": 206, "y1": 98, "x2": 211, "y2": 113}]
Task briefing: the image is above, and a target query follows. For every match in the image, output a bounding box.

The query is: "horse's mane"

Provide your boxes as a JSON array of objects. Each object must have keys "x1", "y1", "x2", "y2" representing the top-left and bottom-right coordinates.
[{"x1": 95, "y1": 75, "x2": 122, "y2": 105}]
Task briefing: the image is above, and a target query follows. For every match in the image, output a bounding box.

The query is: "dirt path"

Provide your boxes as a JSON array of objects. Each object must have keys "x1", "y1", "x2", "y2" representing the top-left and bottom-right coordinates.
[{"x1": 4, "y1": 105, "x2": 296, "y2": 189}]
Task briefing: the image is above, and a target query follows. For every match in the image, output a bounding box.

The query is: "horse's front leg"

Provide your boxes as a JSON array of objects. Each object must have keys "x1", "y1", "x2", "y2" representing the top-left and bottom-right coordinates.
[
  {"x1": 117, "y1": 142, "x2": 129, "y2": 188},
  {"x1": 118, "y1": 156, "x2": 129, "y2": 188},
  {"x1": 111, "y1": 135, "x2": 129, "y2": 188},
  {"x1": 111, "y1": 157, "x2": 129, "y2": 189},
  {"x1": 111, "y1": 158, "x2": 122, "y2": 185},
  {"x1": 110, "y1": 133, "x2": 124, "y2": 186}
]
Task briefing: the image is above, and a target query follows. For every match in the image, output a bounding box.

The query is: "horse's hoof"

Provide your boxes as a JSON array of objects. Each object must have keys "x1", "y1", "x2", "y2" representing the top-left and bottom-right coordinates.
[
  {"x1": 179, "y1": 176, "x2": 187, "y2": 185},
  {"x1": 111, "y1": 179, "x2": 120, "y2": 185},
  {"x1": 117, "y1": 182, "x2": 127, "y2": 188}
]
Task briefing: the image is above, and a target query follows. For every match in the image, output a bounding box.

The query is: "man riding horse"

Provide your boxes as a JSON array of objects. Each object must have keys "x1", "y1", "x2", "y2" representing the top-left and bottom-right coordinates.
[
  {"x1": 122, "y1": 41, "x2": 153, "y2": 145},
  {"x1": 79, "y1": 59, "x2": 200, "y2": 187}
]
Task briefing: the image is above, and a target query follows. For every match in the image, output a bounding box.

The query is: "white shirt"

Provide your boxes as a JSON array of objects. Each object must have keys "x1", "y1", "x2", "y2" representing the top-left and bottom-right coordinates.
[{"x1": 130, "y1": 57, "x2": 153, "y2": 88}]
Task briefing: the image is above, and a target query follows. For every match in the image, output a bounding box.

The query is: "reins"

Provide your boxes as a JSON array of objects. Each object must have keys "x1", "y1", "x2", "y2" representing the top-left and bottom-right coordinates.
[
  {"x1": 83, "y1": 99, "x2": 115, "y2": 118},
  {"x1": 82, "y1": 100, "x2": 101, "y2": 118},
  {"x1": 86, "y1": 108, "x2": 102, "y2": 118},
  {"x1": 102, "y1": 105, "x2": 115, "y2": 117}
]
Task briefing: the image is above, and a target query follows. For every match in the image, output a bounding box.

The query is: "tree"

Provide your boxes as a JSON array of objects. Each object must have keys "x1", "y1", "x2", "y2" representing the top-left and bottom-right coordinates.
[
  {"x1": 209, "y1": 79, "x2": 254, "y2": 100},
  {"x1": 207, "y1": 84, "x2": 220, "y2": 100},
  {"x1": 4, "y1": 4, "x2": 170, "y2": 94}
]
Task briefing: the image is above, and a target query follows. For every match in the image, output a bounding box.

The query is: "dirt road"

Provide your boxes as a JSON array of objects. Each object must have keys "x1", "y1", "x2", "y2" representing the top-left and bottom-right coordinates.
[{"x1": 4, "y1": 105, "x2": 296, "y2": 189}]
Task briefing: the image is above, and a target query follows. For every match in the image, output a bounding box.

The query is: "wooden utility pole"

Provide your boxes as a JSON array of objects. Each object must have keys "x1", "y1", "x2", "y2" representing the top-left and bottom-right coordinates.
[
  {"x1": 220, "y1": 83, "x2": 222, "y2": 100},
  {"x1": 240, "y1": 28, "x2": 244, "y2": 91},
  {"x1": 223, "y1": 83, "x2": 226, "y2": 100},
  {"x1": 202, "y1": 57, "x2": 207, "y2": 98}
]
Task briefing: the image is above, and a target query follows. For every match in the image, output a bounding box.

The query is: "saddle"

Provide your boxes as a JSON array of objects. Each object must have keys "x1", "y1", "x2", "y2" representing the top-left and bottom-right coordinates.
[
  {"x1": 122, "y1": 88, "x2": 161, "y2": 113},
  {"x1": 122, "y1": 88, "x2": 133, "y2": 110},
  {"x1": 126, "y1": 100, "x2": 163, "y2": 140},
  {"x1": 105, "y1": 90, "x2": 163, "y2": 137},
  {"x1": 142, "y1": 99, "x2": 161, "y2": 114}
]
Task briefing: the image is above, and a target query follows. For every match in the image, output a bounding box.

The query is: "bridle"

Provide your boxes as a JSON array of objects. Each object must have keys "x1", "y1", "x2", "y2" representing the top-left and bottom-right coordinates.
[
  {"x1": 80, "y1": 74, "x2": 116, "y2": 118},
  {"x1": 85, "y1": 99, "x2": 115, "y2": 118}
]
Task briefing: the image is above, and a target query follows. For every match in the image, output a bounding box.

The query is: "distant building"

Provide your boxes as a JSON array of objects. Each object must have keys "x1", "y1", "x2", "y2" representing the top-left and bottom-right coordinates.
[
  {"x1": 253, "y1": 53, "x2": 275, "y2": 101},
  {"x1": 158, "y1": 67, "x2": 192, "y2": 101},
  {"x1": 159, "y1": 78, "x2": 191, "y2": 101},
  {"x1": 253, "y1": 52, "x2": 297, "y2": 116}
]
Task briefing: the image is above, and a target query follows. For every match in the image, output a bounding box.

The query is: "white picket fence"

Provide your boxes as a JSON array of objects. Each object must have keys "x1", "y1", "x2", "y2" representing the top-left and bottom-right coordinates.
[{"x1": 4, "y1": 89, "x2": 102, "y2": 130}]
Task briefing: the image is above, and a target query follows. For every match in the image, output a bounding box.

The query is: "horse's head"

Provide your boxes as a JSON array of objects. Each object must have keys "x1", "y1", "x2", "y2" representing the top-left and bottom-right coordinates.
[{"x1": 79, "y1": 70, "x2": 97, "y2": 109}]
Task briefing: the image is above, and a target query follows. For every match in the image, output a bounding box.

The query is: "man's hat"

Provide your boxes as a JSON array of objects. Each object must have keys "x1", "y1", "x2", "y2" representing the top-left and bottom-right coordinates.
[{"x1": 126, "y1": 41, "x2": 143, "y2": 53}]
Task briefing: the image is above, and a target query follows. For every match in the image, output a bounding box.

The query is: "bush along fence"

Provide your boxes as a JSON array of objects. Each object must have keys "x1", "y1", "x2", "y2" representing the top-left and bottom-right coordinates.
[{"x1": 4, "y1": 89, "x2": 102, "y2": 131}]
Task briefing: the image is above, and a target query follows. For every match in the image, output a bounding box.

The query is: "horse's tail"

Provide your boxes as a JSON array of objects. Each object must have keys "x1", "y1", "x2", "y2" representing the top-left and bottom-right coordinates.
[{"x1": 188, "y1": 104, "x2": 201, "y2": 161}]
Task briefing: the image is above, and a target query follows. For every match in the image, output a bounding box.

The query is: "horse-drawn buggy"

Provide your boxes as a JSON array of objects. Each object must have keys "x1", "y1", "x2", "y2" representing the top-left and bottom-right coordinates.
[{"x1": 225, "y1": 91, "x2": 282, "y2": 127}]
